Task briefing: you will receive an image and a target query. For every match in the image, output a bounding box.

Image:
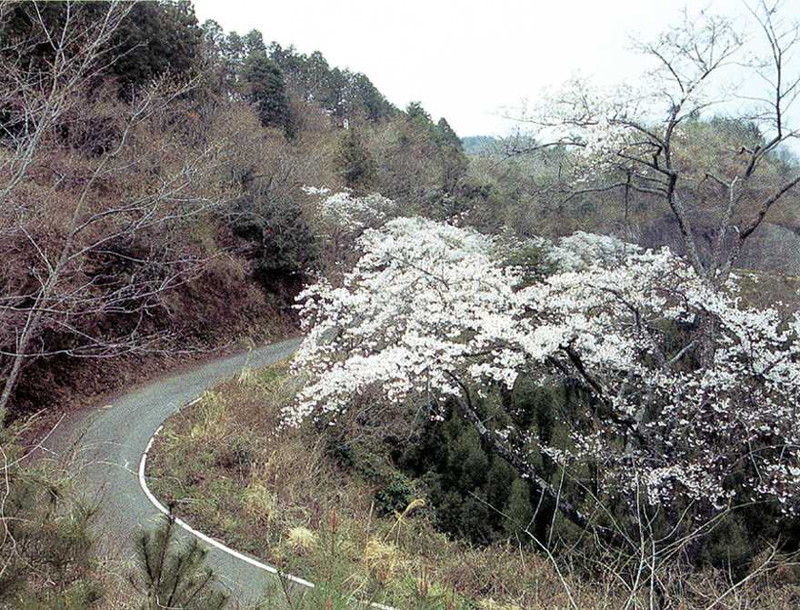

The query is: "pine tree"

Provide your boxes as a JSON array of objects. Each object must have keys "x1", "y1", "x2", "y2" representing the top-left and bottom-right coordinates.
[
  {"x1": 434, "y1": 118, "x2": 467, "y2": 193},
  {"x1": 436, "y1": 117, "x2": 463, "y2": 151},
  {"x1": 131, "y1": 513, "x2": 228, "y2": 610},
  {"x1": 243, "y1": 54, "x2": 291, "y2": 133},
  {"x1": 118, "y1": 1, "x2": 203, "y2": 91},
  {"x1": 405, "y1": 101, "x2": 432, "y2": 124},
  {"x1": 336, "y1": 129, "x2": 376, "y2": 193}
]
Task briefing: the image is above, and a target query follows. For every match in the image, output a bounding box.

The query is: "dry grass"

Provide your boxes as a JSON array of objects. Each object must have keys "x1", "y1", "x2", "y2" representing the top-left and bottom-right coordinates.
[{"x1": 147, "y1": 363, "x2": 800, "y2": 609}]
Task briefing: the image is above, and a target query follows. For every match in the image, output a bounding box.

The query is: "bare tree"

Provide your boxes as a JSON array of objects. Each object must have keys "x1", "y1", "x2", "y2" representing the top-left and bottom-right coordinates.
[
  {"x1": 0, "y1": 3, "x2": 235, "y2": 416},
  {"x1": 0, "y1": 1, "x2": 129, "y2": 206}
]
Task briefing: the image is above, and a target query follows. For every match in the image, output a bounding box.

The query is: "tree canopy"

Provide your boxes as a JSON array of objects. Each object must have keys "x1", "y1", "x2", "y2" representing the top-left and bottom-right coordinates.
[{"x1": 291, "y1": 214, "x2": 800, "y2": 546}]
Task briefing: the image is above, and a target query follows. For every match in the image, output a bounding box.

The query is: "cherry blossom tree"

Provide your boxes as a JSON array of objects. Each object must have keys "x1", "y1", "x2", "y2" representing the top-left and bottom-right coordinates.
[
  {"x1": 305, "y1": 187, "x2": 399, "y2": 234},
  {"x1": 513, "y1": 1, "x2": 800, "y2": 289},
  {"x1": 289, "y1": 216, "x2": 800, "y2": 546},
  {"x1": 303, "y1": 187, "x2": 402, "y2": 277}
]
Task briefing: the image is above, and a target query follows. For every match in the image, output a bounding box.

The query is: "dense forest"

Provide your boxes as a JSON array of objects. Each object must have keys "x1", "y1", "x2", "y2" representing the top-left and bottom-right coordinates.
[{"x1": 1, "y1": 1, "x2": 799, "y2": 608}]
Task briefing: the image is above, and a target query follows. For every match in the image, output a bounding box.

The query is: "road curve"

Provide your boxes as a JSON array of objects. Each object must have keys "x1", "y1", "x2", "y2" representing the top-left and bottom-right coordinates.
[{"x1": 47, "y1": 339, "x2": 302, "y2": 605}]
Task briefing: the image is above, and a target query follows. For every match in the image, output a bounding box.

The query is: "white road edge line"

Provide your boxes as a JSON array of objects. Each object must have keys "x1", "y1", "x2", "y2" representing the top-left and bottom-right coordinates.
[{"x1": 137, "y1": 395, "x2": 396, "y2": 610}]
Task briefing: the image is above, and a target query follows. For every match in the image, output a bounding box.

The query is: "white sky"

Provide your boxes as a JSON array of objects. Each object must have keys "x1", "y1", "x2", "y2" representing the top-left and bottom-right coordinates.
[{"x1": 193, "y1": 0, "x2": 800, "y2": 137}]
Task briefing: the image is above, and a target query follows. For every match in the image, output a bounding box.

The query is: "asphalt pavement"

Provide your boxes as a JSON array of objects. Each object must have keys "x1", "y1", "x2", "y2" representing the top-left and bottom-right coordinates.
[{"x1": 46, "y1": 338, "x2": 302, "y2": 606}]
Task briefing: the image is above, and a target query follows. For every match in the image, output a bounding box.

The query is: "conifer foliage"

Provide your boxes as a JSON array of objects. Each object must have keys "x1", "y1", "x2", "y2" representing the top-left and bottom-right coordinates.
[{"x1": 131, "y1": 513, "x2": 228, "y2": 610}]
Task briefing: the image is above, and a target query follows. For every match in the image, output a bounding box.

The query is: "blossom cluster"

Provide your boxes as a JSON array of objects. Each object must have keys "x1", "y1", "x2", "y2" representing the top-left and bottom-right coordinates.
[
  {"x1": 306, "y1": 188, "x2": 399, "y2": 233},
  {"x1": 288, "y1": 216, "x2": 800, "y2": 513},
  {"x1": 534, "y1": 78, "x2": 649, "y2": 179}
]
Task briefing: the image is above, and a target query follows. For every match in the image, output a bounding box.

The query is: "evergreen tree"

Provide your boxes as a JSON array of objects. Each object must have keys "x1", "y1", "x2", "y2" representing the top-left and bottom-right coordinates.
[
  {"x1": 304, "y1": 50, "x2": 335, "y2": 102},
  {"x1": 336, "y1": 129, "x2": 377, "y2": 192},
  {"x1": 268, "y1": 45, "x2": 394, "y2": 123},
  {"x1": 433, "y1": 117, "x2": 468, "y2": 193},
  {"x1": 350, "y1": 73, "x2": 394, "y2": 122},
  {"x1": 222, "y1": 31, "x2": 245, "y2": 63},
  {"x1": 201, "y1": 19, "x2": 224, "y2": 49},
  {"x1": 0, "y1": 0, "x2": 203, "y2": 96},
  {"x1": 406, "y1": 101, "x2": 432, "y2": 124},
  {"x1": 242, "y1": 28, "x2": 267, "y2": 56},
  {"x1": 436, "y1": 117, "x2": 463, "y2": 151},
  {"x1": 108, "y1": 0, "x2": 203, "y2": 93},
  {"x1": 243, "y1": 54, "x2": 291, "y2": 132},
  {"x1": 132, "y1": 513, "x2": 228, "y2": 609},
  {"x1": 324, "y1": 67, "x2": 349, "y2": 118}
]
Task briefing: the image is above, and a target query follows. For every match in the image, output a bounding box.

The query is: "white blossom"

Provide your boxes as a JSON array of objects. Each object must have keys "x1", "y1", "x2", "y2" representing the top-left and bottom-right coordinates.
[
  {"x1": 310, "y1": 189, "x2": 399, "y2": 233},
  {"x1": 289, "y1": 216, "x2": 800, "y2": 514}
]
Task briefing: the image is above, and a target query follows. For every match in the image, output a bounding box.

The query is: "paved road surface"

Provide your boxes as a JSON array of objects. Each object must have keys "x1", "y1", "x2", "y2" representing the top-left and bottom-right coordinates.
[{"x1": 47, "y1": 339, "x2": 302, "y2": 606}]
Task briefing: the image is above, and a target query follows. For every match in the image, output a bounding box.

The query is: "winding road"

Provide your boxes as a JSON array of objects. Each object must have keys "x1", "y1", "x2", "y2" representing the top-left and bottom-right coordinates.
[{"x1": 46, "y1": 338, "x2": 302, "y2": 606}]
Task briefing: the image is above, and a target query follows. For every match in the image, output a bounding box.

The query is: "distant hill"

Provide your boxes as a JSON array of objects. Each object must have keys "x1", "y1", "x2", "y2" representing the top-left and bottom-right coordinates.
[{"x1": 461, "y1": 135, "x2": 501, "y2": 156}]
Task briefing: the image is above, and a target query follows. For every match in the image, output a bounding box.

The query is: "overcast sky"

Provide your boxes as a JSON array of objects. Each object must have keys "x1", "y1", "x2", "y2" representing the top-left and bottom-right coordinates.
[{"x1": 193, "y1": 0, "x2": 800, "y2": 137}]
